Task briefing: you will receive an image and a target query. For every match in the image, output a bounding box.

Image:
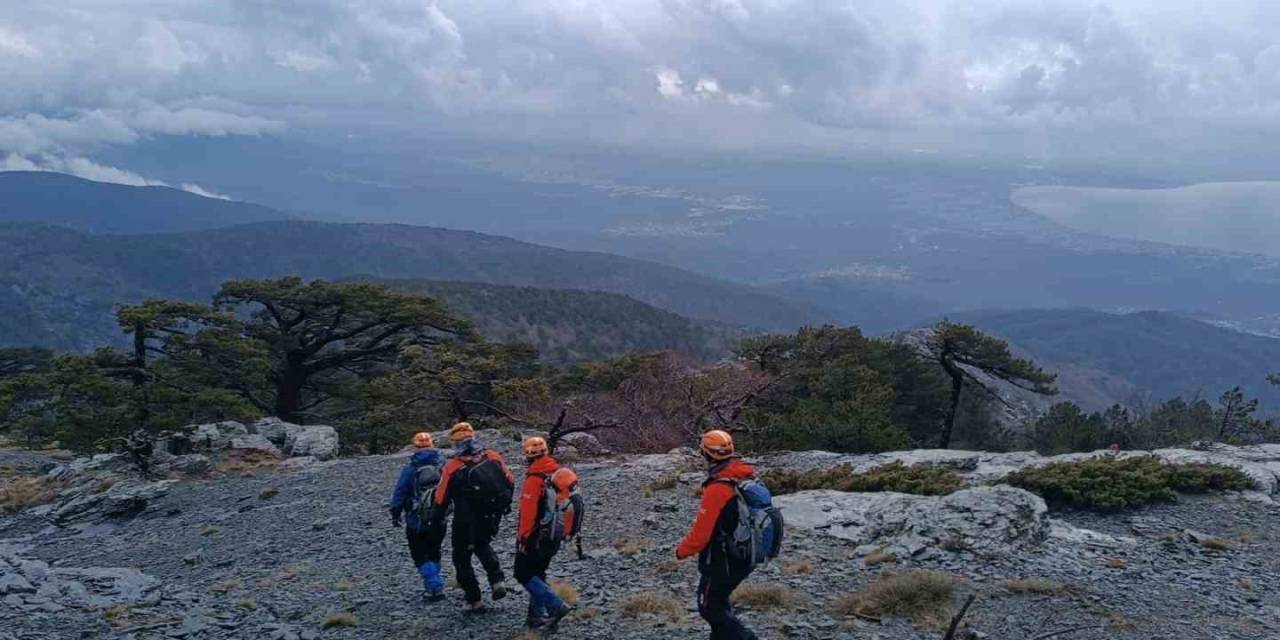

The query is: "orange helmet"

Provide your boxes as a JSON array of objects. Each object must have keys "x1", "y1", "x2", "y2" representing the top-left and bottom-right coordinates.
[
  {"x1": 411, "y1": 432, "x2": 434, "y2": 449},
  {"x1": 700, "y1": 430, "x2": 735, "y2": 461},
  {"x1": 523, "y1": 436, "x2": 549, "y2": 459},
  {"x1": 450, "y1": 421, "x2": 475, "y2": 442}
]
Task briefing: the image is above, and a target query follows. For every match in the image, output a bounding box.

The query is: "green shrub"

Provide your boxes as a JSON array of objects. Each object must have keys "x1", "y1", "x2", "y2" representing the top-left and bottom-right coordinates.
[
  {"x1": 1002, "y1": 456, "x2": 1253, "y2": 511},
  {"x1": 762, "y1": 461, "x2": 964, "y2": 496}
]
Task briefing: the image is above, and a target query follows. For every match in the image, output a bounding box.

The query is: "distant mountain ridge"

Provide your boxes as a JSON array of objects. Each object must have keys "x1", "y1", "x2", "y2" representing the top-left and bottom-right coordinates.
[
  {"x1": 952, "y1": 308, "x2": 1280, "y2": 411},
  {"x1": 0, "y1": 220, "x2": 818, "y2": 351},
  {"x1": 0, "y1": 171, "x2": 289, "y2": 233},
  {"x1": 377, "y1": 279, "x2": 742, "y2": 363}
]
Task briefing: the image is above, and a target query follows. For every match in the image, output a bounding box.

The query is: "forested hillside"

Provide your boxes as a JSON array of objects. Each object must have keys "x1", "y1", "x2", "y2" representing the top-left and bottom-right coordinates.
[
  {"x1": 378, "y1": 279, "x2": 742, "y2": 363},
  {"x1": 0, "y1": 221, "x2": 816, "y2": 350},
  {"x1": 956, "y1": 308, "x2": 1280, "y2": 409},
  {"x1": 0, "y1": 172, "x2": 288, "y2": 233}
]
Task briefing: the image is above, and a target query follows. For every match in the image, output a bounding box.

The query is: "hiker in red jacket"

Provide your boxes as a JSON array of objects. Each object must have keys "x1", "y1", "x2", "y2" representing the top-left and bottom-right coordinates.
[
  {"x1": 514, "y1": 437, "x2": 574, "y2": 629},
  {"x1": 676, "y1": 430, "x2": 759, "y2": 640},
  {"x1": 433, "y1": 422, "x2": 515, "y2": 612}
]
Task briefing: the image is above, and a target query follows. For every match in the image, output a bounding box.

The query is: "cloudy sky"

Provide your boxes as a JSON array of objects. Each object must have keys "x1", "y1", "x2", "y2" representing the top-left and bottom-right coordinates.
[{"x1": 3, "y1": 0, "x2": 1280, "y2": 189}]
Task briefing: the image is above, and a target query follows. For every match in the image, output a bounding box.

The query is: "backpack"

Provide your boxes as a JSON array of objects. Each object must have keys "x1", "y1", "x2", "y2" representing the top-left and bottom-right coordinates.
[
  {"x1": 457, "y1": 452, "x2": 514, "y2": 515},
  {"x1": 410, "y1": 462, "x2": 443, "y2": 523},
  {"x1": 535, "y1": 468, "x2": 585, "y2": 546},
  {"x1": 719, "y1": 478, "x2": 784, "y2": 568}
]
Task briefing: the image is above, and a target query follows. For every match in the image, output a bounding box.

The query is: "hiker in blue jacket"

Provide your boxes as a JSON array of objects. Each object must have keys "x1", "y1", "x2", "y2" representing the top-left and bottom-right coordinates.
[{"x1": 389, "y1": 432, "x2": 448, "y2": 602}]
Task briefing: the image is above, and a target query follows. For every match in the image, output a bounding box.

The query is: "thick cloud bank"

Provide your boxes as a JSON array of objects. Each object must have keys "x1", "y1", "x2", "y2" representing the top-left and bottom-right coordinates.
[{"x1": 2, "y1": 1, "x2": 1280, "y2": 172}]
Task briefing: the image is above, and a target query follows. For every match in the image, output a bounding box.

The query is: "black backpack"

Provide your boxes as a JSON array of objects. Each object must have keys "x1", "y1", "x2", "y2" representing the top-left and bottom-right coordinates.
[
  {"x1": 534, "y1": 468, "x2": 585, "y2": 545},
  {"x1": 457, "y1": 452, "x2": 514, "y2": 515},
  {"x1": 410, "y1": 462, "x2": 443, "y2": 523}
]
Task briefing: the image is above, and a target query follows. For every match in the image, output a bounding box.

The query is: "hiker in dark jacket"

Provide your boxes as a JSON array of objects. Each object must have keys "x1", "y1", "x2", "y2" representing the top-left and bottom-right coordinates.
[
  {"x1": 388, "y1": 432, "x2": 447, "y2": 602},
  {"x1": 433, "y1": 422, "x2": 516, "y2": 612},
  {"x1": 676, "y1": 430, "x2": 759, "y2": 640}
]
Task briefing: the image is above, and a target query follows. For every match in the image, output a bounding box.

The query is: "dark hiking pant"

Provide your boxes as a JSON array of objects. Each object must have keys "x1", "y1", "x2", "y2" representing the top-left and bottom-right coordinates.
[
  {"x1": 406, "y1": 522, "x2": 446, "y2": 593},
  {"x1": 451, "y1": 514, "x2": 504, "y2": 603},
  {"x1": 515, "y1": 544, "x2": 562, "y2": 620},
  {"x1": 697, "y1": 570, "x2": 756, "y2": 640}
]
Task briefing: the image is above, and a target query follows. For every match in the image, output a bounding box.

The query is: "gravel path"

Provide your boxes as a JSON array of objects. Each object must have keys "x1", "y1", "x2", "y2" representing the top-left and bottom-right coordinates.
[{"x1": 3, "y1": 443, "x2": 1280, "y2": 639}]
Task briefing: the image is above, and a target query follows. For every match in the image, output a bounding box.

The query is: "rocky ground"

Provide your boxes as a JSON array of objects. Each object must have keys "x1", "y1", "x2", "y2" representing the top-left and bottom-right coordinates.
[{"x1": 3, "y1": 428, "x2": 1280, "y2": 640}]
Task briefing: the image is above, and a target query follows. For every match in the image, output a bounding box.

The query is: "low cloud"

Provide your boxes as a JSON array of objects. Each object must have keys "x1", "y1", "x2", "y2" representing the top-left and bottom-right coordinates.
[
  {"x1": 1, "y1": 1, "x2": 1280, "y2": 167},
  {"x1": 2, "y1": 152, "x2": 229, "y2": 200}
]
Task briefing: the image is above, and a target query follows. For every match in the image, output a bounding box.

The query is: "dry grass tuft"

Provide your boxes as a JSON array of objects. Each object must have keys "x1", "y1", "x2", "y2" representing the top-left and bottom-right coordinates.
[
  {"x1": 863, "y1": 547, "x2": 897, "y2": 567},
  {"x1": 654, "y1": 559, "x2": 684, "y2": 575},
  {"x1": 216, "y1": 450, "x2": 281, "y2": 477},
  {"x1": 511, "y1": 632, "x2": 542, "y2": 640},
  {"x1": 620, "y1": 591, "x2": 684, "y2": 622},
  {"x1": 259, "y1": 485, "x2": 279, "y2": 500},
  {"x1": 103, "y1": 604, "x2": 132, "y2": 627},
  {"x1": 1199, "y1": 537, "x2": 1232, "y2": 551},
  {"x1": 93, "y1": 477, "x2": 117, "y2": 494},
  {"x1": 1105, "y1": 558, "x2": 1127, "y2": 569},
  {"x1": 1002, "y1": 578, "x2": 1065, "y2": 594},
  {"x1": 613, "y1": 538, "x2": 652, "y2": 557},
  {"x1": 576, "y1": 607, "x2": 600, "y2": 620},
  {"x1": 731, "y1": 583, "x2": 797, "y2": 610},
  {"x1": 323, "y1": 612, "x2": 358, "y2": 628},
  {"x1": 333, "y1": 578, "x2": 356, "y2": 592},
  {"x1": 645, "y1": 472, "x2": 681, "y2": 494},
  {"x1": 782, "y1": 558, "x2": 814, "y2": 575},
  {"x1": 1237, "y1": 576, "x2": 1254, "y2": 591},
  {"x1": 199, "y1": 525, "x2": 220, "y2": 537},
  {"x1": 550, "y1": 580, "x2": 579, "y2": 606},
  {"x1": 236, "y1": 598, "x2": 258, "y2": 610},
  {"x1": 834, "y1": 571, "x2": 956, "y2": 630},
  {"x1": 0, "y1": 474, "x2": 66, "y2": 513},
  {"x1": 209, "y1": 578, "x2": 242, "y2": 594}
]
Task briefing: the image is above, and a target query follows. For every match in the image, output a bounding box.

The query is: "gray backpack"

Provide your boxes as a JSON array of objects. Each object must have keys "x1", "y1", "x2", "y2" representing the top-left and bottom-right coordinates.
[{"x1": 411, "y1": 463, "x2": 443, "y2": 522}]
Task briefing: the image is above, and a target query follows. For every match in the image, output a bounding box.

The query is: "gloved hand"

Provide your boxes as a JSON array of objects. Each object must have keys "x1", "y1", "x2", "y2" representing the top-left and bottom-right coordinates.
[{"x1": 391, "y1": 510, "x2": 403, "y2": 528}]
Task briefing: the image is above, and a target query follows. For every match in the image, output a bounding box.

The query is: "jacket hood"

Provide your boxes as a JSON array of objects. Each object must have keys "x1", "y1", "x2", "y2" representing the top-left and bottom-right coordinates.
[
  {"x1": 710, "y1": 459, "x2": 755, "y2": 481},
  {"x1": 527, "y1": 456, "x2": 559, "y2": 476},
  {"x1": 410, "y1": 449, "x2": 444, "y2": 466},
  {"x1": 455, "y1": 438, "x2": 483, "y2": 456}
]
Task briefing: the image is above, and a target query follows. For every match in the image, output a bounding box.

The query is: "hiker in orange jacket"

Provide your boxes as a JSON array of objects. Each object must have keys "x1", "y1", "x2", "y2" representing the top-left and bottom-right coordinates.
[
  {"x1": 433, "y1": 422, "x2": 516, "y2": 612},
  {"x1": 676, "y1": 430, "x2": 759, "y2": 640},
  {"x1": 514, "y1": 437, "x2": 574, "y2": 629}
]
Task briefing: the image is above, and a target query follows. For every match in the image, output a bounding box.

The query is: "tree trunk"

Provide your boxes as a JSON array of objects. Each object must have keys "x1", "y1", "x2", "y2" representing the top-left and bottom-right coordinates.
[
  {"x1": 276, "y1": 357, "x2": 305, "y2": 423},
  {"x1": 131, "y1": 320, "x2": 150, "y2": 429},
  {"x1": 940, "y1": 359, "x2": 964, "y2": 449}
]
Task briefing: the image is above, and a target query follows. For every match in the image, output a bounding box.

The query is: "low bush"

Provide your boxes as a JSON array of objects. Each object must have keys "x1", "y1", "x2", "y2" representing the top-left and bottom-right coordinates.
[
  {"x1": 763, "y1": 461, "x2": 963, "y2": 496},
  {"x1": 1002, "y1": 456, "x2": 1253, "y2": 511},
  {"x1": 549, "y1": 580, "x2": 579, "y2": 605},
  {"x1": 322, "y1": 612, "x2": 357, "y2": 628},
  {"x1": 833, "y1": 570, "x2": 956, "y2": 630}
]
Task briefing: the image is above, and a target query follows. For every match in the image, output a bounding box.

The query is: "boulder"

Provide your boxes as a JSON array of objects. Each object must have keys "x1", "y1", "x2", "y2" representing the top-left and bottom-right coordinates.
[
  {"x1": 230, "y1": 434, "x2": 282, "y2": 456},
  {"x1": 162, "y1": 454, "x2": 212, "y2": 477},
  {"x1": 52, "y1": 479, "x2": 176, "y2": 523},
  {"x1": 284, "y1": 425, "x2": 339, "y2": 460},
  {"x1": 775, "y1": 485, "x2": 1050, "y2": 558},
  {"x1": 190, "y1": 421, "x2": 249, "y2": 452},
  {"x1": 252, "y1": 418, "x2": 304, "y2": 447},
  {"x1": 560, "y1": 432, "x2": 612, "y2": 456}
]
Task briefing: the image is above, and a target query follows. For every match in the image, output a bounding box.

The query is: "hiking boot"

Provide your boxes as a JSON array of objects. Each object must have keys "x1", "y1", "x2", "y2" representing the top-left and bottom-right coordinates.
[
  {"x1": 490, "y1": 581, "x2": 508, "y2": 601},
  {"x1": 525, "y1": 615, "x2": 547, "y2": 629},
  {"x1": 546, "y1": 604, "x2": 574, "y2": 629},
  {"x1": 463, "y1": 601, "x2": 487, "y2": 614},
  {"x1": 422, "y1": 591, "x2": 446, "y2": 604}
]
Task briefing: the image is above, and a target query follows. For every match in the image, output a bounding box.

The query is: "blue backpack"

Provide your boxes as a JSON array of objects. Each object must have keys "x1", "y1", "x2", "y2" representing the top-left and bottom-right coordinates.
[{"x1": 720, "y1": 478, "x2": 784, "y2": 568}]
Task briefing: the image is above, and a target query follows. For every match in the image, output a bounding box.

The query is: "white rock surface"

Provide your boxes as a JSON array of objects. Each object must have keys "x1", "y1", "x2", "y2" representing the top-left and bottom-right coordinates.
[
  {"x1": 284, "y1": 425, "x2": 339, "y2": 461},
  {"x1": 252, "y1": 418, "x2": 304, "y2": 447},
  {"x1": 775, "y1": 485, "x2": 1050, "y2": 557},
  {"x1": 191, "y1": 421, "x2": 249, "y2": 452},
  {"x1": 229, "y1": 434, "x2": 282, "y2": 456}
]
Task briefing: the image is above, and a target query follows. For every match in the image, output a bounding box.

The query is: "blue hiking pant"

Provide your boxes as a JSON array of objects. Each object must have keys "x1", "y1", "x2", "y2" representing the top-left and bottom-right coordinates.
[
  {"x1": 514, "y1": 545, "x2": 562, "y2": 620},
  {"x1": 406, "y1": 522, "x2": 446, "y2": 594}
]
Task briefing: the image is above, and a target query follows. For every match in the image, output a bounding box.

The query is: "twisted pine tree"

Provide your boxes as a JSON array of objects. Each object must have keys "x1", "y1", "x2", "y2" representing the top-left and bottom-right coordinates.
[{"x1": 924, "y1": 321, "x2": 1057, "y2": 449}]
